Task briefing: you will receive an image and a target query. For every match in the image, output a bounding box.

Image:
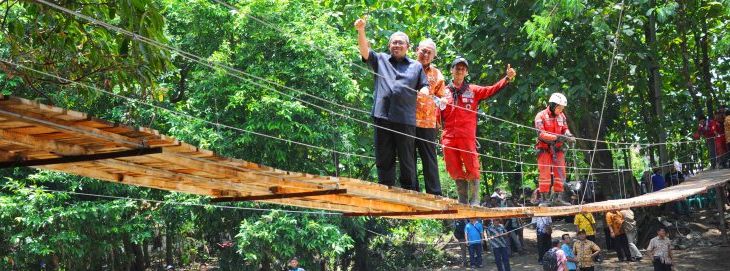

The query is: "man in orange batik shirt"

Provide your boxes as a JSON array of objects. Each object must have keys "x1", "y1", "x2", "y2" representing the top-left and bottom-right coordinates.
[{"x1": 413, "y1": 38, "x2": 447, "y2": 195}]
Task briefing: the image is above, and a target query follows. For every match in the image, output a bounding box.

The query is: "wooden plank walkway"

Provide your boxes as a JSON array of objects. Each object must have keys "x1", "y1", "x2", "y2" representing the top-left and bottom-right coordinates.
[{"x1": 0, "y1": 95, "x2": 727, "y2": 219}]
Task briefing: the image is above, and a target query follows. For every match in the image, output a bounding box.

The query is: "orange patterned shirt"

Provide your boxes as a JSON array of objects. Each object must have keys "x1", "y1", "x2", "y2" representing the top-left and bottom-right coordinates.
[{"x1": 415, "y1": 65, "x2": 446, "y2": 128}]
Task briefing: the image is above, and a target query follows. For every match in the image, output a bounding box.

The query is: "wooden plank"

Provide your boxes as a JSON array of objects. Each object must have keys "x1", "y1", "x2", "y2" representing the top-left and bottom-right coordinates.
[
  {"x1": 0, "y1": 108, "x2": 144, "y2": 148},
  {"x1": 0, "y1": 121, "x2": 34, "y2": 129},
  {"x1": 265, "y1": 186, "x2": 418, "y2": 212},
  {"x1": 40, "y1": 163, "x2": 214, "y2": 195},
  {"x1": 95, "y1": 159, "x2": 266, "y2": 193},
  {"x1": 0, "y1": 150, "x2": 21, "y2": 161},
  {"x1": 0, "y1": 128, "x2": 91, "y2": 156},
  {"x1": 0, "y1": 148, "x2": 162, "y2": 168},
  {"x1": 344, "y1": 209, "x2": 458, "y2": 217},
  {"x1": 211, "y1": 188, "x2": 348, "y2": 202}
]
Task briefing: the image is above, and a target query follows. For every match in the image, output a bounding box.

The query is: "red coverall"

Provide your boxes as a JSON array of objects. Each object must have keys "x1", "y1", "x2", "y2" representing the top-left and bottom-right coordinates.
[
  {"x1": 714, "y1": 117, "x2": 727, "y2": 159},
  {"x1": 534, "y1": 107, "x2": 572, "y2": 193},
  {"x1": 697, "y1": 119, "x2": 725, "y2": 163},
  {"x1": 441, "y1": 78, "x2": 509, "y2": 181}
]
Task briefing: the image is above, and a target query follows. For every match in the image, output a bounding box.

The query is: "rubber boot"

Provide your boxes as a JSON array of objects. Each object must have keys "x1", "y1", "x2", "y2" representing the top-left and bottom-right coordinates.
[
  {"x1": 456, "y1": 180, "x2": 468, "y2": 204},
  {"x1": 538, "y1": 192, "x2": 550, "y2": 207},
  {"x1": 549, "y1": 192, "x2": 572, "y2": 206},
  {"x1": 468, "y1": 180, "x2": 480, "y2": 206}
]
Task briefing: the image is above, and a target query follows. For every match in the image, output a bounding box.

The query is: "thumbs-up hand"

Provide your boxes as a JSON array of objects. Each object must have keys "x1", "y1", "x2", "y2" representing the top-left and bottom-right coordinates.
[{"x1": 506, "y1": 64, "x2": 517, "y2": 81}]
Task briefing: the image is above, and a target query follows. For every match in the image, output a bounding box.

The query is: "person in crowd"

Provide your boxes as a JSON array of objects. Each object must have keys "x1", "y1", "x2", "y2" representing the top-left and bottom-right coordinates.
[
  {"x1": 573, "y1": 212, "x2": 598, "y2": 243},
  {"x1": 542, "y1": 239, "x2": 567, "y2": 271},
  {"x1": 505, "y1": 200, "x2": 524, "y2": 254},
  {"x1": 651, "y1": 167, "x2": 666, "y2": 192},
  {"x1": 486, "y1": 219, "x2": 512, "y2": 271},
  {"x1": 695, "y1": 114, "x2": 720, "y2": 169},
  {"x1": 606, "y1": 210, "x2": 631, "y2": 262},
  {"x1": 441, "y1": 56, "x2": 516, "y2": 205},
  {"x1": 725, "y1": 107, "x2": 730, "y2": 168},
  {"x1": 532, "y1": 216, "x2": 553, "y2": 263},
  {"x1": 715, "y1": 109, "x2": 728, "y2": 168},
  {"x1": 286, "y1": 257, "x2": 305, "y2": 271},
  {"x1": 573, "y1": 230, "x2": 601, "y2": 271},
  {"x1": 640, "y1": 170, "x2": 652, "y2": 194},
  {"x1": 465, "y1": 218, "x2": 485, "y2": 268},
  {"x1": 454, "y1": 219, "x2": 469, "y2": 267},
  {"x1": 646, "y1": 227, "x2": 673, "y2": 271},
  {"x1": 561, "y1": 234, "x2": 578, "y2": 271},
  {"x1": 619, "y1": 209, "x2": 643, "y2": 261},
  {"x1": 354, "y1": 17, "x2": 429, "y2": 191}
]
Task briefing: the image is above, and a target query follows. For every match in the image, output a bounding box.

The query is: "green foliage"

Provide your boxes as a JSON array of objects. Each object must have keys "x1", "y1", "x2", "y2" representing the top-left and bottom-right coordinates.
[
  {"x1": 0, "y1": 0, "x2": 171, "y2": 101},
  {"x1": 236, "y1": 211, "x2": 353, "y2": 270},
  {"x1": 367, "y1": 220, "x2": 450, "y2": 271}
]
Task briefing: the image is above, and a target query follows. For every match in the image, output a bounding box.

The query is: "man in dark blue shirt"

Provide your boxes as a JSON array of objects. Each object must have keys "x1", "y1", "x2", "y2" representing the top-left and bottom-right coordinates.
[
  {"x1": 355, "y1": 17, "x2": 429, "y2": 190},
  {"x1": 651, "y1": 167, "x2": 666, "y2": 192}
]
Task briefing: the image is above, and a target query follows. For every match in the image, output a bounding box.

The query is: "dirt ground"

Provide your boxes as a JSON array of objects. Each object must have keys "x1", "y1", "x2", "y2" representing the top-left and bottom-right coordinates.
[{"x1": 435, "y1": 208, "x2": 730, "y2": 271}]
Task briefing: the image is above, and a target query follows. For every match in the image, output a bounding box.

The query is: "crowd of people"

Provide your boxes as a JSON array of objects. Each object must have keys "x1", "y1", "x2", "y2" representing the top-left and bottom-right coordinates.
[{"x1": 452, "y1": 209, "x2": 675, "y2": 271}]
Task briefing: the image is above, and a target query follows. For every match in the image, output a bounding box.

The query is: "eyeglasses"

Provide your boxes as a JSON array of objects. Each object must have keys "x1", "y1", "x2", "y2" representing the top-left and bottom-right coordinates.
[{"x1": 390, "y1": 40, "x2": 407, "y2": 46}]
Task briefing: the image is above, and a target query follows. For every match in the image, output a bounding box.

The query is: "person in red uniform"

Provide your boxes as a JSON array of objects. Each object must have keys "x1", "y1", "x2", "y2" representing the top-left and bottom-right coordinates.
[
  {"x1": 441, "y1": 56, "x2": 517, "y2": 205},
  {"x1": 695, "y1": 114, "x2": 720, "y2": 169},
  {"x1": 714, "y1": 109, "x2": 727, "y2": 168},
  {"x1": 534, "y1": 93, "x2": 575, "y2": 206}
]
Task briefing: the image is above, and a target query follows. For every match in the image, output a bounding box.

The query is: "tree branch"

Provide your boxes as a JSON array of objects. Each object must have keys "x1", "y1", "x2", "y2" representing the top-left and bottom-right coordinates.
[
  {"x1": 19, "y1": 72, "x2": 54, "y2": 105},
  {"x1": 1, "y1": 0, "x2": 15, "y2": 31}
]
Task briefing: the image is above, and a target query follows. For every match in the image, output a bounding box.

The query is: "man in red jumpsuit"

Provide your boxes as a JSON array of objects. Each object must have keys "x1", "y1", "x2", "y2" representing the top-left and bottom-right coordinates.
[
  {"x1": 695, "y1": 114, "x2": 721, "y2": 169},
  {"x1": 714, "y1": 109, "x2": 727, "y2": 168},
  {"x1": 534, "y1": 93, "x2": 575, "y2": 206},
  {"x1": 441, "y1": 57, "x2": 516, "y2": 205}
]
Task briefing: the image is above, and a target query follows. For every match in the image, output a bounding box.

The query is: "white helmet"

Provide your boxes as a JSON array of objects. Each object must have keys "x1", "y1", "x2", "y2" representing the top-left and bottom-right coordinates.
[{"x1": 548, "y1": 93, "x2": 568, "y2": 106}]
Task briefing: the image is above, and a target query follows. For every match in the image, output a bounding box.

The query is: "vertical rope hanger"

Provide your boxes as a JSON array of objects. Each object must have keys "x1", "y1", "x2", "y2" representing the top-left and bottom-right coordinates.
[
  {"x1": 571, "y1": 140, "x2": 580, "y2": 202},
  {"x1": 517, "y1": 131, "x2": 526, "y2": 207}
]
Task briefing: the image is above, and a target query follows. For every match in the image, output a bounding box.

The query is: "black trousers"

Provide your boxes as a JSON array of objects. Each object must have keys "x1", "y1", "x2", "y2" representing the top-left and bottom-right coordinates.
[
  {"x1": 613, "y1": 233, "x2": 631, "y2": 261},
  {"x1": 414, "y1": 127, "x2": 441, "y2": 195},
  {"x1": 579, "y1": 267, "x2": 594, "y2": 271},
  {"x1": 537, "y1": 232, "x2": 551, "y2": 262},
  {"x1": 374, "y1": 118, "x2": 417, "y2": 190}
]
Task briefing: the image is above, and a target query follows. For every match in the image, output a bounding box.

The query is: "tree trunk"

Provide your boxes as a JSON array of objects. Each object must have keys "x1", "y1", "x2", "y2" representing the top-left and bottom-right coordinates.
[
  {"x1": 644, "y1": 0, "x2": 668, "y2": 169},
  {"x1": 676, "y1": 0, "x2": 702, "y2": 112},
  {"x1": 110, "y1": 246, "x2": 116, "y2": 271},
  {"x1": 143, "y1": 240, "x2": 150, "y2": 269},
  {"x1": 575, "y1": 115, "x2": 615, "y2": 201},
  {"x1": 165, "y1": 225, "x2": 174, "y2": 267},
  {"x1": 716, "y1": 187, "x2": 728, "y2": 245},
  {"x1": 693, "y1": 31, "x2": 713, "y2": 115},
  {"x1": 353, "y1": 220, "x2": 373, "y2": 271},
  {"x1": 699, "y1": 14, "x2": 715, "y2": 114}
]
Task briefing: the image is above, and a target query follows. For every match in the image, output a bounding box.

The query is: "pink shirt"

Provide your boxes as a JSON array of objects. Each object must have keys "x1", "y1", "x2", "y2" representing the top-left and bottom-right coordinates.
[{"x1": 556, "y1": 249, "x2": 568, "y2": 271}]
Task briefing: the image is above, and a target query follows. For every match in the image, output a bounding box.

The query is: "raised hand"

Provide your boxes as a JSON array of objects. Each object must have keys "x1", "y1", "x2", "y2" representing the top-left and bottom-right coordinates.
[
  {"x1": 506, "y1": 64, "x2": 517, "y2": 80},
  {"x1": 354, "y1": 17, "x2": 366, "y2": 31}
]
